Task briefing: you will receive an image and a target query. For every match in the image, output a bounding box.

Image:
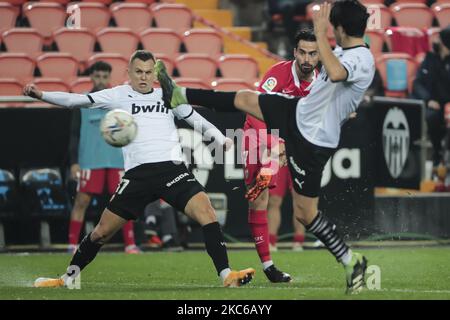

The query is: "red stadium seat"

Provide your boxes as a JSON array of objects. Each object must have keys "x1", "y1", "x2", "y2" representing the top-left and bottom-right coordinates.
[
  {"x1": 67, "y1": 3, "x2": 111, "y2": 32},
  {"x1": 124, "y1": 0, "x2": 157, "y2": 3},
  {"x1": 88, "y1": 53, "x2": 128, "y2": 86},
  {"x1": 176, "y1": 54, "x2": 217, "y2": 80},
  {"x1": 0, "y1": 53, "x2": 35, "y2": 83},
  {"x1": 23, "y1": 2, "x2": 66, "y2": 42},
  {"x1": 2, "y1": 28, "x2": 43, "y2": 58},
  {"x1": 0, "y1": 79, "x2": 23, "y2": 96},
  {"x1": 218, "y1": 54, "x2": 258, "y2": 82},
  {"x1": 70, "y1": 77, "x2": 93, "y2": 93},
  {"x1": 53, "y1": 28, "x2": 96, "y2": 66},
  {"x1": 152, "y1": 4, "x2": 192, "y2": 33},
  {"x1": 0, "y1": 3, "x2": 19, "y2": 33},
  {"x1": 33, "y1": 78, "x2": 70, "y2": 92},
  {"x1": 432, "y1": 3, "x2": 450, "y2": 27},
  {"x1": 211, "y1": 79, "x2": 254, "y2": 91},
  {"x1": 44, "y1": 0, "x2": 70, "y2": 4},
  {"x1": 80, "y1": 0, "x2": 113, "y2": 4},
  {"x1": 97, "y1": 28, "x2": 140, "y2": 58},
  {"x1": 376, "y1": 53, "x2": 417, "y2": 97},
  {"x1": 174, "y1": 77, "x2": 210, "y2": 89},
  {"x1": 154, "y1": 54, "x2": 175, "y2": 75},
  {"x1": 365, "y1": 30, "x2": 385, "y2": 57},
  {"x1": 111, "y1": 3, "x2": 153, "y2": 32},
  {"x1": 183, "y1": 29, "x2": 222, "y2": 55},
  {"x1": 140, "y1": 29, "x2": 181, "y2": 58},
  {"x1": 391, "y1": 3, "x2": 434, "y2": 29},
  {"x1": 37, "y1": 53, "x2": 79, "y2": 82},
  {"x1": 359, "y1": 0, "x2": 385, "y2": 4},
  {"x1": 393, "y1": 0, "x2": 427, "y2": 3},
  {"x1": 366, "y1": 4, "x2": 393, "y2": 32},
  {"x1": 385, "y1": 27, "x2": 429, "y2": 57}
]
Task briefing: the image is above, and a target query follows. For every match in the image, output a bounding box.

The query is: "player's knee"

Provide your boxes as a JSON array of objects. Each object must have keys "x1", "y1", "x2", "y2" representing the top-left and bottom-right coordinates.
[
  {"x1": 74, "y1": 193, "x2": 91, "y2": 210},
  {"x1": 234, "y1": 90, "x2": 255, "y2": 109},
  {"x1": 250, "y1": 190, "x2": 269, "y2": 209},
  {"x1": 198, "y1": 204, "x2": 217, "y2": 225},
  {"x1": 91, "y1": 226, "x2": 111, "y2": 245},
  {"x1": 293, "y1": 201, "x2": 315, "y2": 225},
  {"x1": 268, "y1": 196, "x2": 282, "y2": 210}
]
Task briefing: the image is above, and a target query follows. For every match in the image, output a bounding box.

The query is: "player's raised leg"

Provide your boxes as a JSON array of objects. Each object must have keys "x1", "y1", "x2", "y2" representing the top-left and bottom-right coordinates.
[
  {"x1": 183, "y1": 192, "x2": 255, "y2": 287},
  {"x1": 34, "y1": 209, "x2": 127, "y2": 288}
]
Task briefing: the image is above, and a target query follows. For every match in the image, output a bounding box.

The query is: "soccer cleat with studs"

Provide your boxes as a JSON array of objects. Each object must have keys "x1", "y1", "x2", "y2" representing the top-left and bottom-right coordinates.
[
  {"x1": 344, "y1": 252, "x2": 368, "y2": 294},
  {"x1": 263, "y1": 265, "x2": 292, "y2": 283}
]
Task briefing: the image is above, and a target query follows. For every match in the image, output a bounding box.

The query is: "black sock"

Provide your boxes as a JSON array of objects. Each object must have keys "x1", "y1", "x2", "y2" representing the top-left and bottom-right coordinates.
[
  {"x1": 186, "y1": 88, "x2": 237, "y2": 112},
  {"x1": 67, "y1": 232, "x2": 102, "y2": 275},
  {"x1": 202, "y1": 222, "x2": 229, "y2": 275},
  {"x1": 305, "y1": 211, "x2": 349, "y2": 262}
]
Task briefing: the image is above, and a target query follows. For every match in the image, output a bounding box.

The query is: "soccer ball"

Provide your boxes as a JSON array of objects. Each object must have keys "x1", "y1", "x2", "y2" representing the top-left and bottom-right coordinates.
[{"x1": 100, "y1": 109, "x2": 137, "y2": 147}]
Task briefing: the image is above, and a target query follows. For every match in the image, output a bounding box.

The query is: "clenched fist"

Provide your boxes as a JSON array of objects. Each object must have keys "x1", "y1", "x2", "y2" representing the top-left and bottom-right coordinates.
[{"x1": 23, "y1": 84, "x2": 43, "y2": 99}]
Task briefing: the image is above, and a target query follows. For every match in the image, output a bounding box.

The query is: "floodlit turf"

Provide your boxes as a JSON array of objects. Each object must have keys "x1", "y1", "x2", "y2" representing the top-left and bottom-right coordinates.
[{"x1": 1, "y1": 247, "x2": 450, "y2": 300}]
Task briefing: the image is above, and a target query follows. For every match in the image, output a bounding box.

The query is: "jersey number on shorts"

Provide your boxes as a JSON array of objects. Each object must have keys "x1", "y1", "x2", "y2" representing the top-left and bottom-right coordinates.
[{"x1": 115, "y1": 178, "x2": 130, "y2": 195}]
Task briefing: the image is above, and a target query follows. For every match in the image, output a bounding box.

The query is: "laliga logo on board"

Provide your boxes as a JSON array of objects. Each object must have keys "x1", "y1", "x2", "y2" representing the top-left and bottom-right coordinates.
[{"x1": 382, "y1": 107, "x2": 410, "y2": 179}]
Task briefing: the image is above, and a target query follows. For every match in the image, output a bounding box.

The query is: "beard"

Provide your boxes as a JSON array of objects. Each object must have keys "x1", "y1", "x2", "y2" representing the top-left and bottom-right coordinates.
[{"x1": 300, "y1": 63, "x2": 313, "y2": 74}]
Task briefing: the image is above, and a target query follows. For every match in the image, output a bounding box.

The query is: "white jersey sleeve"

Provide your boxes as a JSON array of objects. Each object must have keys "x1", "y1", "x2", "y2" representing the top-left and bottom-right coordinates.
[
  {"x1": 340, "y1": 48, "x2": 373, "y2": 84},
  {"x1": 86, "y1": 87, "x2": 118, "y2": 109}
]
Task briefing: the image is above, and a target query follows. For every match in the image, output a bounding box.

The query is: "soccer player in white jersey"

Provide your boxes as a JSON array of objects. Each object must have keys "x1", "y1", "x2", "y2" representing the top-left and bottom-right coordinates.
[
  {"x1": 156, "y1": 0, "x2": 375, "y2": 294},
  {"x1": 26, "y1": 50, "x2": 255, "y2": 288}
]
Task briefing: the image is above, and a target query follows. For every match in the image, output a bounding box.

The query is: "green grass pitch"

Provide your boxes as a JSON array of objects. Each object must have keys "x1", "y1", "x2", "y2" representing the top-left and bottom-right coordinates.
[{"x1": 1, "y1": 247, "x2": 450, "y2": 300}]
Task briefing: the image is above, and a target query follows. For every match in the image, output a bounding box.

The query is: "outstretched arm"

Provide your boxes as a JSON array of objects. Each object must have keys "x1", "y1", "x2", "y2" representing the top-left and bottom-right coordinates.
[
  {"x1": 312, "y1": 3, "x2": 348, "y2": 82},
  {"x1": 23, "y1": 84, "x2": 93, "y2": 108},
  {"x1": 174, "y1": 104, "x2": 233, "y2": 150}
]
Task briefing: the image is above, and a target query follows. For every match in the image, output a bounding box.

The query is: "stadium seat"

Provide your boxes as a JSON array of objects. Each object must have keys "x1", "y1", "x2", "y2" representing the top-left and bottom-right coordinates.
[
  {"x1": 67, "y1": 2, "x2": 111, "y2": 32},
  {"x1": 183, "y1": 29, "x2": 222, "y2": 55},
  {"x1": 211, "y1": 78, "x2": 254, "y2": 91},
  {"x1": 0, "y1": 79, "x2": 23, "y2": 96},
  {"x1": 174, "y1": 77, "x2": 210, "y2": 89},
  {"x1": 0, "y1": 53, "x2": 35, "y2": 83},
  {"x1": 390, "y1": 3, "x2": 434, "y2": 29},
  {"x1": 175, "y1": 54, "x2": 217, "y2": 80},
  {"x1": 385, "y1": 27, "x2": 429, "y2": 57},
  {"x1": 154, "y1": 54, "x2": 175, "y2": 75},
  {"x1": 111, "y1": 3, "x2": 153, "y2": 32},
  {"x1": 152, "y1": 4, "x2": 193, "y2": 32},
  {"x1": 23, "y1": 2, "x2": 67, "y2": 43},
  {"x1": 33, "y1": 78, "x2": 70, "y2": 92},
  {"x1": 88, "y1": 53, "x2": 128, "y2": 86},
  {"x1": 218, "y1": 54, "x2": 259, "y2": 82},
  {"x1": 81, "y1": 0, "x2": 113, "y2": 4},
  {"x1": 53, "y1": 28, "x2": 96, "y2": 66},
  {"x1": 432, "y1": 3, "x2": 450, "y2": 27},
  {"x1": 2, "y1": 28, "x2": 43, "y2": 59},
  {"x1": 376, "y1": 53, "x2": 417, "y2": 97},
  {"x1": 43, "y1": 0, "x2": 70, "y2": 4},
  {"x1": 393, "y1": 0, "x2": 427, "y2": 3},
  {"x1": 96, "y1": 28, "x2": 140, "y2": 58},
  {"x1": 37, "y1": 53, "x2": 79, "y2": 82},
  {"x1": 70, "y1": 77, "x2": 93, "y2": 93},
  {"x1": 193, "y1": 9, "x2": 233, "y2": 28},
  {"x1": 366, "y1": 4, "x2": 393, "y2": 31},
  {"x1": 364, "y1": 30, "x2": 385, "y2": 57},
  {"x1": 359, "y1": 0, "x2": 384, "y2": 4},
  {"x1": 172, "y1": 0, "x2": 219, "y2": 10},
  {"x1": 0, "y1": 3, "x2": 19, "y2": 33},
  {"x1": 124, "y1": 0, "x2": 157, "y2": 3},
  {"x1": 140, "y1": 28, "x2": 182, "y2": 58}
]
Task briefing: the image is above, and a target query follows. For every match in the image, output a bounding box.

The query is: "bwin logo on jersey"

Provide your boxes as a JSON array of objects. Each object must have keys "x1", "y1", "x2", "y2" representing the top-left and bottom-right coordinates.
[
  {"x1": 166, "y1": 173, "x2": 189, "y2": 187},
  {"x1": 131, "y1": 102, "x2": 169, "y2": 115},
  {"x1": 382, "y1": 107, "x2": 410, "y2": 179}
]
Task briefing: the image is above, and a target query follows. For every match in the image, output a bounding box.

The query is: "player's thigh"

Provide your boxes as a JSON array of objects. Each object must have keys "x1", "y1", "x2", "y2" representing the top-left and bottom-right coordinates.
[
  {"x1": 182, "y1": 191, "x2": 217, "y2": 226},
  {"x1": 106, "y1": 168, "x2": 125, "y2": 195},
  {"x1": 78, "y1": 169, "x2": 106, "y2": 195},
  {"x1": 91, "y1": 208, "x2": 128, "y2": 243},
  {"x1": 107, "y1": 173, "x2": 158, "y2": 221}
]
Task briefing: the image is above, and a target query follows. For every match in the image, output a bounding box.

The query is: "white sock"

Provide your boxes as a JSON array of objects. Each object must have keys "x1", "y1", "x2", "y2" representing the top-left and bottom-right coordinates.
[
  {"x1": 341, "y1": 249, "x2": 353, "y2": 266},
  {"x1": 262, "y1": 260, "x2": 274, "y2": 270},
  {"x1": 219, "y1": 268, "x2": 232, "y2": 281}
]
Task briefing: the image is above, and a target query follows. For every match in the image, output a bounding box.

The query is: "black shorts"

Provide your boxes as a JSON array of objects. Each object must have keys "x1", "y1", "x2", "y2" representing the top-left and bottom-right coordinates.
[
  {"x1": 107, "y1": 161, "x2": 204, "y2": 220},
  {"x1": 259, "y1": 93, "x2": 336, "y2": 198}
]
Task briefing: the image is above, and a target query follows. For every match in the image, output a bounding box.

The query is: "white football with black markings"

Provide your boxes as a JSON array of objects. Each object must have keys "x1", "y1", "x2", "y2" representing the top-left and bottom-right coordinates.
[{"x1": 100, "y1": 109, "x2": 138, "y2": 147}]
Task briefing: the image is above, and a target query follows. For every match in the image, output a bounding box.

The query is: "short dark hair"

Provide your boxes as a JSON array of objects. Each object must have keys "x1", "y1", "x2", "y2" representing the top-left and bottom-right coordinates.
[
  {"x1": 129, "y1": 50, "x2": 155, "y2": 64},
  {"x1": 295, "y1": 28, "x2": 316, "y2": 48},
  {"x1": 89, "y1": 61, "x2": 112, "y2": 74},
  {"x1": 330, "y1": 0, "x2": 370, "y2": 38}
]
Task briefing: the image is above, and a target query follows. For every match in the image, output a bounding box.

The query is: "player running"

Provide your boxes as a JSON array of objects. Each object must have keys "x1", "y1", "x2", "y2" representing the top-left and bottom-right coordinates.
[
  {"x1": 156, "y1": 0, "x2": 374, "y2": 294},
  {"x1": 245, "y1": 28, "x2": 319, "y2": 282},
  {"x1": 68, "y1": 61, "x2": 140, "y2": 255},
  {"x1": 26, "y1": 50, "x2": 255, "y2": 288}
]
